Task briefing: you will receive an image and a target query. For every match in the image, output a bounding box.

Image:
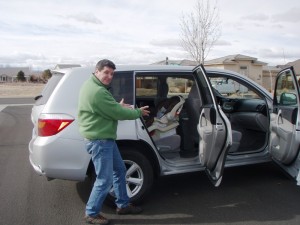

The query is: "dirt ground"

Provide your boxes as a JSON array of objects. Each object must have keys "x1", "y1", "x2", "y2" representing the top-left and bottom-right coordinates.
[{"x1": 0, "y1": 83, "x2": 45, "y2": 98}]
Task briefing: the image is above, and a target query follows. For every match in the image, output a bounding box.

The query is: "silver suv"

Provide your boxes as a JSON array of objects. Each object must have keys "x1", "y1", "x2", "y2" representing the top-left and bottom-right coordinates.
[{"x1": 29, "y1": 65, "x2": 300, "y2": 203}]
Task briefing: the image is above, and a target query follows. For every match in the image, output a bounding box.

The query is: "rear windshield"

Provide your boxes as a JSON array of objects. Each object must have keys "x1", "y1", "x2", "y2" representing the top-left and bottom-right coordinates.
[{"x1": 34, "y1": 73, "x2": 64, "y2": 106}]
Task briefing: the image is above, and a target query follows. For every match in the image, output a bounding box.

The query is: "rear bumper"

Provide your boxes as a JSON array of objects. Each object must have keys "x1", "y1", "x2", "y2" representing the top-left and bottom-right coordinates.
[
  {"x1": 28, "y1": 135, "x2": 91, "y2": 181},
  {"x1": 29, "y1": 138, "x2": 44, "y2": 176},
  {"x1": 29, "y1": 153, "x2": 44, "y2": 176}
]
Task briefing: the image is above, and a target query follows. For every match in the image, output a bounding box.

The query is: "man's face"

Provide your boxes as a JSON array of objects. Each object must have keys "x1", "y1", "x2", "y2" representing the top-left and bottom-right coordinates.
[{"x1": 95, "y1": 66, "x2": 114, "y2": 85}]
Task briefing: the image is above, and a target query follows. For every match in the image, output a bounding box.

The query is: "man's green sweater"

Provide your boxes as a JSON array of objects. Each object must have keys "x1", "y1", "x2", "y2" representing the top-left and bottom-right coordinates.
[{"x1": 78, "y1": 75, "x2": 142, "y2": 140}]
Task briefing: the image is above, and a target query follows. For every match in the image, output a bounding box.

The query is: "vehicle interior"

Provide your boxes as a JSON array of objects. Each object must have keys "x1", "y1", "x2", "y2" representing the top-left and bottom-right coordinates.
[
  {"x1": 134, "y1": 72, "x2": 270, "y2": 163},
  {"x1": 211, "y1": 75, "x2": 270, "y2": 153}
]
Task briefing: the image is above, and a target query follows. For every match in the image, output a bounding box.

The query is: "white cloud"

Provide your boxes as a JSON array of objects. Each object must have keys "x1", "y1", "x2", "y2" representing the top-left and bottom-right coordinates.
[
  {"x1": 64, "y1": 13, "x2": 103, "y2": 25},
  {"x1": 150, "y1": 39, "x2": 181, "y2": 47},
  {"x1": 0, "y1": 0, "x2": 299, "y2": 69},
  {"x1": 271, "y1": 8, "x2": 300, "y2": 23},
  {"x1": 215, "y1": 40, "x2": 231, "y2": 46},
  {"x1": 242, "y1": 13, "x2": 269, "y2": 21}
]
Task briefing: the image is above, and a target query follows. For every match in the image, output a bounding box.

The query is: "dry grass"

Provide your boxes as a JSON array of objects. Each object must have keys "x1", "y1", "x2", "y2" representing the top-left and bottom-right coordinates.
[{"x1": 0, "y1": 83, "x2": 45, "y2": 98}]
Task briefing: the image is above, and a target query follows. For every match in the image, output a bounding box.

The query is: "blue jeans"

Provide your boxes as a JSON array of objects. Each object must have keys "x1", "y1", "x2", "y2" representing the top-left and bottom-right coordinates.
[{"x1": 85, "y1": 139, "x2": 129, "y2": 216}]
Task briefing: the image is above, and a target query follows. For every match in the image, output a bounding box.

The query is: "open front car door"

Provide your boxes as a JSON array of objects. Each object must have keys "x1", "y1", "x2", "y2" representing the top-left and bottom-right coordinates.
[
  {"x1": 194, "y1": 65, "x2": 232, "y2": 187},
  {"x1": 270, "y1": 66, "x2": 300, "y2": 185}
]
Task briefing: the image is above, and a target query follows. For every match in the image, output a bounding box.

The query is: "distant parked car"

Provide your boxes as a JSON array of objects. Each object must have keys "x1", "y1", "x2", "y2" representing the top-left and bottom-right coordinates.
[{"x1": 29, "y1": 65, "x2": 300, "y2": 203}]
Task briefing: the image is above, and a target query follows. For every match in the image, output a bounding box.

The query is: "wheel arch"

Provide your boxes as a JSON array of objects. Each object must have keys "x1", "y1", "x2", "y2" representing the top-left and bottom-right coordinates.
[{"x1": 117, "y1": 139, "x2": 160, "y2": 178}]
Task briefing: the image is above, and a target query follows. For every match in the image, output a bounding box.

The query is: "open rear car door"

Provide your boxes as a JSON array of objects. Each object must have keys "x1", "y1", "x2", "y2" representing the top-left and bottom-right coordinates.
[
  {"x1": 270, "y1": 66, "x2": 300, "y2": 185},
  {"x1": 193, "y1": 65, "x2": 232, "y2": 187}
]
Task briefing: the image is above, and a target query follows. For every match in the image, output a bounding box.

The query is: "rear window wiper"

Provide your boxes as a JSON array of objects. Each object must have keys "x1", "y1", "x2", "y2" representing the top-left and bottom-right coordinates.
[{"x1": 34, "y1": 95, "x2": 43, "y2": 101}]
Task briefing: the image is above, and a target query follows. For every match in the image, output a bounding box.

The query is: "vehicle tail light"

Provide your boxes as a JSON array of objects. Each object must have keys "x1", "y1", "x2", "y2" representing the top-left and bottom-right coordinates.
[{"x1": 38, "y1": 114, "x2": 74, "y2": 137}]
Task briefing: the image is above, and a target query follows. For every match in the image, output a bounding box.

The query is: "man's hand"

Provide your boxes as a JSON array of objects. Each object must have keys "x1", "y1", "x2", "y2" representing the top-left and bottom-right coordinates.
[
  {"x1": 119, "y1": 98, "x2": 133, "y2": 109},
  {"x1": 120, "y1": 98, "x2": 149, "y2": 116},
  {"x1": 139, "y1": 106, "x2": 150, "y2": 116}
]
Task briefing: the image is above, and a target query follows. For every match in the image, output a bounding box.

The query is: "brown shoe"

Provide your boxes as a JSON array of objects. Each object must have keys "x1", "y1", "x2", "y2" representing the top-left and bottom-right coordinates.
[
  {"x1": 84, "y1": 214, "x2": 109, "y2": 225},
  {"x1": 116, "y1": 204, "x2": 143, "y2": 215}
]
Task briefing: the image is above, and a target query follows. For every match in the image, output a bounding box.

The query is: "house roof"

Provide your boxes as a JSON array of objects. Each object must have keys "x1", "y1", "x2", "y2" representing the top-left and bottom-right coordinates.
[
  {"x1": 205, "y1": 54, "x2": 267, "y2": 66},
  {"x1": 153, "y1": 54, "x2": 270, "y2": 67},
  {"x1": 286, "y1": 59, "x2": 300, "y2": 74}
]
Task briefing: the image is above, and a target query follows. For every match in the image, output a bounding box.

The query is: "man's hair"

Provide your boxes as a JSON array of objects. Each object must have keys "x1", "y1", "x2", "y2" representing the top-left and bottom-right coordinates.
[{"x1": 95, "y1": 59, "x2": 116, "y2": 71}]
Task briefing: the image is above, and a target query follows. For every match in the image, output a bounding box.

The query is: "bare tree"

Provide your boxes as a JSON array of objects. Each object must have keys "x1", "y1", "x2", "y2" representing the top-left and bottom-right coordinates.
[
  {"x1": 180, "y1": 0, "x2": 221, "y2": 64},
  {"x1": 41, "y1": 69, "x2": 52, "y2": 83}
]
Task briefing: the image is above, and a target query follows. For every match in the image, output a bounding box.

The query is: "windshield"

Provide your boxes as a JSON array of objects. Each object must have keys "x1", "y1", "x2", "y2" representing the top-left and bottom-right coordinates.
[{"x1": 209, "y1": 77, "x2": 261, "y2": 99}]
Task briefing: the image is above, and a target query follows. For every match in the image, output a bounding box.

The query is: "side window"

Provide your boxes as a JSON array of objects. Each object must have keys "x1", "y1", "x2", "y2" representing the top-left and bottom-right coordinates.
[
  {"x1": 275, "y1": 70, "x2": 297, "y2": 106},
  {"x1": 167, "y1": 77, "x2": 194, "y2": 98},
  {"x1": 135, "y1": 73, "x2": 196, "y2": 128},
  {"x1": 136, "y1": 76, "x2": 158, "y2": 97},
  {"x1": 136, "y1": 74, "x2": 195, "y2": 99},
  {"x1": 110, "y1": 72, "x2": 134, "y2": 105},
  {"x1": 209, "y1": 77, "x2": 261, "y2": 99}
]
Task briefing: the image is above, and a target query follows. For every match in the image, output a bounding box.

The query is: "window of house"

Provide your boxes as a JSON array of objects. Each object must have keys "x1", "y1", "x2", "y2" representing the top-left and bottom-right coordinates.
[{"x1": 239, "y1": 66, "x2": 248, "y2": 77}]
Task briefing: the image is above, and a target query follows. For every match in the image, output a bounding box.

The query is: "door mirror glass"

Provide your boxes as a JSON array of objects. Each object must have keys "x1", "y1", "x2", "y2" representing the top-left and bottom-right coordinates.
[{"x1": 280, "y1": 92, "x2": 297, "y2": 105}]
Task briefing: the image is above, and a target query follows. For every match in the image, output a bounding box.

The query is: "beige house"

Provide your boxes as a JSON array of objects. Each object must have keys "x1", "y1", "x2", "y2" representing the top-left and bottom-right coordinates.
[
  {"x1": 262, "y1": 59, "x2": 300, "y2": 92},
  {"x1": 154, "y1": 55, "x2": 300, "y2": 92},
  {"x1": 204, "y1": 54, "x2": 267, "y2": 87},
  {"x1": 160, "y1": 54, "x2": 276, "y2": 92},
  {"x1": 154, "y1": 55, "x2": 268, "y2": 87},
  {"x1": 262, "y1": 66, "x2": 281, "y2": 92},
  {"x1": 284, "y1": 59, "x2": 300, "y2": 75}
]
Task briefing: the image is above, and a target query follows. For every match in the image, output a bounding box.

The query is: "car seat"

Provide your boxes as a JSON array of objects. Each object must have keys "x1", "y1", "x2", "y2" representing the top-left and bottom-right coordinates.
[{"x1": 148, "y1": 95, "x2": 185, "y2": 151}]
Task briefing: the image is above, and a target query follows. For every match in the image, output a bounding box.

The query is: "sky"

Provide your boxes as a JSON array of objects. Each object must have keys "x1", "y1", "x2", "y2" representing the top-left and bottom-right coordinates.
[{"x1": 0, "y1": 0, "x2": 299, "y2": 70}]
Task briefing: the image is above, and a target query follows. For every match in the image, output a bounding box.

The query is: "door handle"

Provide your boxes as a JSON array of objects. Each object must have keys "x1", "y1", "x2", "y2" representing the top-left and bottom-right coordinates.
[
  {"x1": 216, "y1": 123, "x2": 223, "y2": 130},
  {"x1": 277, "y1": 109, "x2": 283, "y2": 125}
]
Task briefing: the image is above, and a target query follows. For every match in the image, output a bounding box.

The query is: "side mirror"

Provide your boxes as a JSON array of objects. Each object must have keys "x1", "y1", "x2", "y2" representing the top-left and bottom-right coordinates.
[{"x1": 280, "y1": 92, "x2": 297, "y2": 105}]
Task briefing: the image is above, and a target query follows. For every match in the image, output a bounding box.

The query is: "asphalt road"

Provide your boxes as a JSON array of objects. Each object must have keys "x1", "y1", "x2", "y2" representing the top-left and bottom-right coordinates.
[
  {"x1": 1, "y1": 103, "x2": 300, "y2": 225},
  {"x1": 0, "y1": 97, "x2": 35, "y2": 105}
]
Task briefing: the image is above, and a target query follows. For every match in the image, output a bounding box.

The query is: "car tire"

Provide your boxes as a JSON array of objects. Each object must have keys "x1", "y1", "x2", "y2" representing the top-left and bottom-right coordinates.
[{"x1": 105, "y1": 148, "x2": 154, "y2": 206}]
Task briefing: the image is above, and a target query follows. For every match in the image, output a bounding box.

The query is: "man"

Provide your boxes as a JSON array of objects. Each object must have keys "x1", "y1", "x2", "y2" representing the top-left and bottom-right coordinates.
[{"x1": 78, "y1": 59, "x2": 150, "y2": 225}]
